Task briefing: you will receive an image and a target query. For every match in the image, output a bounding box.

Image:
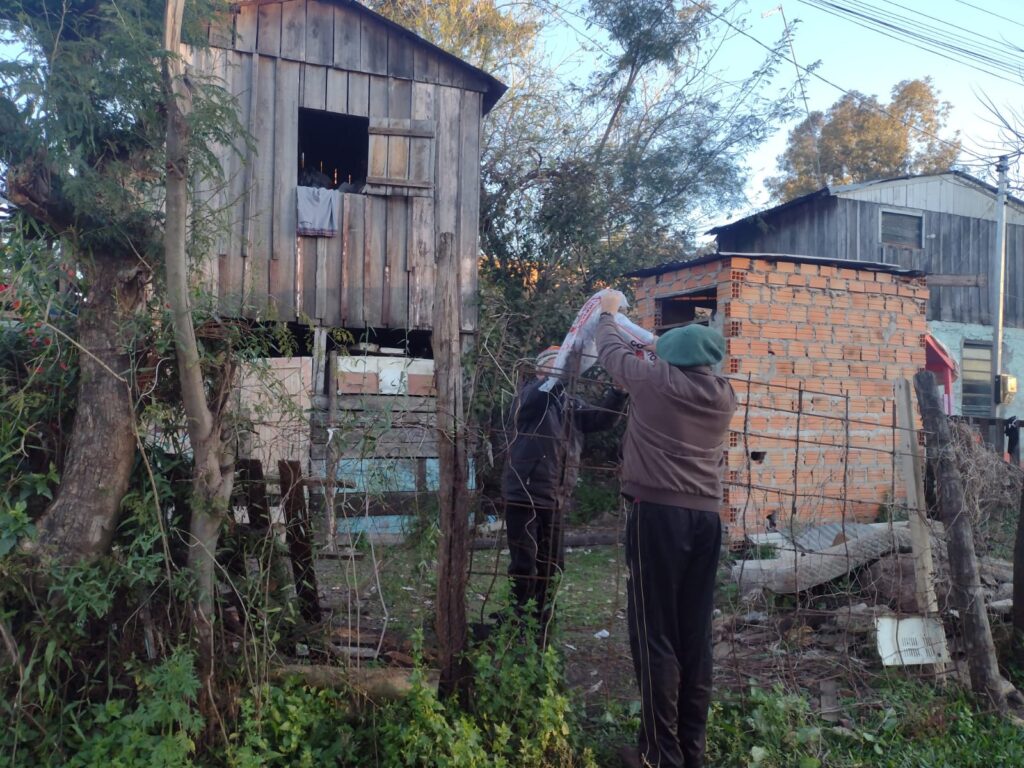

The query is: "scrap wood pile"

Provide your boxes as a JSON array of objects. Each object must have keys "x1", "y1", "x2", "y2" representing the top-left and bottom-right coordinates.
[{"x1": 719, "y1": 419, "x2": 1021, "y2": 693}]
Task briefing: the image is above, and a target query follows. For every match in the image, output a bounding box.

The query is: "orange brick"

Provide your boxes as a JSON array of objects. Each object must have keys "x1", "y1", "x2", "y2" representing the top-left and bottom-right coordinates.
[
  {"x1": 776, "y1": 260, "x2": 796, "y2": 273},
  {"x1": 730, "y1": 257, "x2": 752, "y2": 269},
  {"x1": 787, "y1": 274, "x2": 807, "y2": 287}
]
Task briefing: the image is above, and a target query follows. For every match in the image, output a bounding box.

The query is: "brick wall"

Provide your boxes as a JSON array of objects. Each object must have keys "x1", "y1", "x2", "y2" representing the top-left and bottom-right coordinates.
[{"x1": 635, "y1": 255, "x2": 928, "y2": 541}]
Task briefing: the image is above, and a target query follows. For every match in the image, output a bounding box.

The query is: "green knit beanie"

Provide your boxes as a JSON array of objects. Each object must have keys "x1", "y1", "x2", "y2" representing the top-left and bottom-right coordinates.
[{"x1": 656, "y1": 325, "x2": 726, "y2": 368}]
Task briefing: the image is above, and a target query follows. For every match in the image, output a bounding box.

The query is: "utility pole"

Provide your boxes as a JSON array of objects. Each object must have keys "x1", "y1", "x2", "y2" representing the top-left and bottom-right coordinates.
[{"x1": 990, "y1": 155, "x2": 1009, "y2": 448}]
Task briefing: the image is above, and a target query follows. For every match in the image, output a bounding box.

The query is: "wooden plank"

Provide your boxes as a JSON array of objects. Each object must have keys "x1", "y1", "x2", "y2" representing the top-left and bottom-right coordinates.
[
  {"x1": 271, "y1": 59, "x2": 300, "y2": 320},
  {"x1": 386, "y1": 196, "x2": 409, "y2": 328},
  {"x1": 326, "y1": 68, "x2": 347, "y2": 112},
  {"x1": 348, "y1": 72, "x2": 369, "y2": 117},
  {"x1": 305, "y1": 0, "x2": 334, "y2": 64},
  {"x1": 218, "y1": 50, "x2": 251, "y2": 312},
  {"x1": 367, "y1": 132, "x2": 389, "y2": 181},
  {"x1": 368, "y1": 119, "x2": 434, "y2": 138},
  {"x1": 280, "y1": 0, "x2": 305, "y2": 61},
  {"x1": 895, "y1": 379, "x2": 943, "y2": 624},
  {"x1": 256, "y1": 2, "x2": 281, "y2": 57},
  {"x1": 1013, "y1": 224, "x2": 1024, "y2": 327},
  {"x1": 929, "y1": 273, "x2": 987, "y2": 287},
  {"x1": 937, "y1": 213, "x2": 953, "y2": 322},
  {"x1": 408, "y1": 196, "x2": 435, "y2": 329},
  {"x1": 279, "y1": 460, "x2": 322, "y2": 624},
  {"x1": 360, "y1": 13, "x2": 388, "y2": 75},
  {"x1": 333, "y1": 3, "x2": 360, "y2": 70},
  {"x1": 316, "y1": 236, "x2": 330, "y2": 321},
  {"x1": 434, "y1": 87, "x2": 461, "y2": 248},
  {"x1": 209, "y1": 11, "x2": 234, "y2": 48},
  {"x1": 387, "y1": 29, "x2": 414, "y2": 79},
  {"x1": 323, "y1": 211, "x2": 342, "y2": 327},
  {"x1": 413, "y1": 46, "x2": 439, "y2": 82},
  {"x1": 246, "y1": 54, "x2": 275, "y2": 315},
  {"x1": 410, "y1": 82, "x2": 435, "y2": 191},
  {"x1": 344, "y1": 193, "x2": 365, "y2": 326},
  {"x1": 458, "y1": 91, "x2": 481, "y2": 332},
  {"x1": 301, "y1": 63, "x2": 327, "y2": 110},
  {"x1": 363, "y1": 195, "x2": 387, "y2": 327},
  {"x1": 235, "y1": 3, "x2": 257, "y2": 52},
  {"x1": 334, "y1": 395, "x2": 436, "y2": 413},
  {"x1": 302, "y1": 233, "x2": 318, "y2": 321},
  {"x1": 385, "y1": 131, "x2": 411, "y2": 185},
  {"x1": 366, "y1": 176, "x2": 430, "y2": 190},
  {"x1": 369, "y1": 74, "x2": 388, "y2": 118},
  {"x1": 433, "y1": 230, "x2": 470, "y2": 696}
]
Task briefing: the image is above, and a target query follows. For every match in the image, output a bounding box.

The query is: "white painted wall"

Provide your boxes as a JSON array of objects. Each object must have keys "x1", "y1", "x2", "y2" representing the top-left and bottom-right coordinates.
[{"x1": 927, "y1": 321, "x2": 1024, "y2": 416}]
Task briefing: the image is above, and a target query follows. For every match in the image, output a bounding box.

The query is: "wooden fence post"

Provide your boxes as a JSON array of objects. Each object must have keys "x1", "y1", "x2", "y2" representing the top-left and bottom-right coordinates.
[
  {"x1": 434, "y1": 232, "x2": 470, "y2": 699},
  {"x1": 914, "y1": 371, "x2": 1010, "y2": 709},
  {"x1": 279, "y1": 459, "x2": 322, "y2": 624}
]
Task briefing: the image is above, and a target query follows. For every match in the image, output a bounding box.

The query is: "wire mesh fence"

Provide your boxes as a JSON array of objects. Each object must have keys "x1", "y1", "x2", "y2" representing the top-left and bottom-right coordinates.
[{"x1": 234, "y1": 350, "x2": 1021, "y2": 717}]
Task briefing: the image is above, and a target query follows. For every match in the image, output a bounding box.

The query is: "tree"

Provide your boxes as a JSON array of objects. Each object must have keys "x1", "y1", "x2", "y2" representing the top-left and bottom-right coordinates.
[
  {"x1": 0, "y1": 1, "x2": 238, "y2": 567},
  {"x1": 766, "y1": 78, "x2": 962, "y2": 201}
]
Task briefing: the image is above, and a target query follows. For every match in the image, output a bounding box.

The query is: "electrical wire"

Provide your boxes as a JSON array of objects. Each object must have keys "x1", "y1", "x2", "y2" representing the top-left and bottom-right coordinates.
[
  {"x1": 685, "y1": 0, "x2": 992, "y2": 165},
  {"x1": 800, "y1": 0, "x2": 1024, "y2": 84},
  {"x1": 954, "y1": 0, "x2": 1024, "y2": 32}
]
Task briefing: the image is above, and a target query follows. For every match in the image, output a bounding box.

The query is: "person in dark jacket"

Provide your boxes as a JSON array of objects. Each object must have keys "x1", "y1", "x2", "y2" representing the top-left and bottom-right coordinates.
[
  {"x1": 501, "y1": 345, "x2": 626, "y2": 637},
  {"x1": 596, "y1": 291, "x2": 737, "y2": 768}
]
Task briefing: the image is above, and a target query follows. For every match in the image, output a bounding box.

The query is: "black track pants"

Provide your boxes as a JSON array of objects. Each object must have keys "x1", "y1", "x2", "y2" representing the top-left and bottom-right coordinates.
[
  {"x1": 626, "y1": 500, "x2": 721, "y2": 768},
  {"x1": 505, "y1": 503, "x2": 563, "y2": 630}
]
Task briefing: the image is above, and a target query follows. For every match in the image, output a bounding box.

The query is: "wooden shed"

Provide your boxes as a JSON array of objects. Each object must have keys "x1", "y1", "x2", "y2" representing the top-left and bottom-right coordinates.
[
  {"x1": 186, "y1": 0, "x2": 505, "y2": 335},
  {"x1": 183, "y1": 1, "x2": 504, "y2": 505}
]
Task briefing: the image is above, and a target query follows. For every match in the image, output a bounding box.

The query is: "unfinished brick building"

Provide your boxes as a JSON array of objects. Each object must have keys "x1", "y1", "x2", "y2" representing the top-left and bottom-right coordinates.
[{"x1": 627, "y1": 253, "x2": 929, "y2": 540}]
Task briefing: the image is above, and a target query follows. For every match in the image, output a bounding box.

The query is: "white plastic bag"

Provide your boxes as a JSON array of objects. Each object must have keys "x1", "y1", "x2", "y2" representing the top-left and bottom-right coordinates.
[{"x1": 540, "y1": 289, "x2": 655, "y2": 392}]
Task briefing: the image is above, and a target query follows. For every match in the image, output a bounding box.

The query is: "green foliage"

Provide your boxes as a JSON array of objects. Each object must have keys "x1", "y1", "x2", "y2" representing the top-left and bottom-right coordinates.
[
  {"x1": 372, "y1": 622, "x2": 594, "y2": 767},
  {"x1": 227, "y1": 680, "x2": 359, "y2": 767},
  {"x1": 570, "y1": 473, "x2": 619, "y2": 524},
  {"x1": 64, "y1": 650, "x2": 203, "y2": 768},
  {"x1": 767, "y1": 78, "x2": 962, "y2": 201},
  {"x1": 705, "y1": 682, "x2": 1024, "y2": 768}
]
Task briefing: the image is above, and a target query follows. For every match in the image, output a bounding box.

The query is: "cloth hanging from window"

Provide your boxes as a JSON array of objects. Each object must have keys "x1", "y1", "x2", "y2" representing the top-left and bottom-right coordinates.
[{"x1": 296, "y1": 186, "x2": 340, "y2": 237}]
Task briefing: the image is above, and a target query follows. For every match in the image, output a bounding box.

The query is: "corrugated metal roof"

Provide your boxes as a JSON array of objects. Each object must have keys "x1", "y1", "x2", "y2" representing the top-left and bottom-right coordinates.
[{"x1": 706, "y1": 171, "x2": 1024, "y2": 236}]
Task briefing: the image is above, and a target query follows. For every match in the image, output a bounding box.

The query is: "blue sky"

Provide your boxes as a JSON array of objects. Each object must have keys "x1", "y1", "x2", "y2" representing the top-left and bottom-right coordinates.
[{"x1": 537, "y1": 0, "x2": 1024, "y2": 223}]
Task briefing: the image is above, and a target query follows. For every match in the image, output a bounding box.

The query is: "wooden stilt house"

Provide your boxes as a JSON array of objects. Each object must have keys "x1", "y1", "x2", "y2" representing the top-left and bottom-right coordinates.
[{"x1": 183, "y1": 1, "x2": 505, "y2": 510}]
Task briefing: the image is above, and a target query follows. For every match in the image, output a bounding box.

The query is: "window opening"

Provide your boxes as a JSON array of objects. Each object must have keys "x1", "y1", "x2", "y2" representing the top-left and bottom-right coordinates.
[
  {"x1": 298, "y1": 108, "x2": 368, "y2": 191},
  {"x1": 881, "y1": 210, "x2": 923, "y2": 249},
  {"x1": 961, "y1": 341, "x2": 992, "y2": 418},
  {"x1": 656, "y1": 288, "x2": 717, "y2": 332}
]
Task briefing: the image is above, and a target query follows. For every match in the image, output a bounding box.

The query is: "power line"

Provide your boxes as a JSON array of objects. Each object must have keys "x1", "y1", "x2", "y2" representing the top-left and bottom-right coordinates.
[
  {"x1": 685, "y1": 0, "x2": 990, "y2": 164},
  {"x1": 954, "y1": 0, "x2": 1024, "y2": 32},
  {"x1": 800, "y1": 0, "x2": 1024, "y2": 85}
]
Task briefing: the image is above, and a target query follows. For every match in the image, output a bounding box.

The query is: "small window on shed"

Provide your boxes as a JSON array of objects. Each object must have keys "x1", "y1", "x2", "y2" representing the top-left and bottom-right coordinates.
[
  {"x1": 298, "y1": 108, "x2": 368, "y2": 191},
  {"x1": 656, "y1": 288, "x2": 717, "y2": 332},
  {"x1": 881, "y1": 210, "x2": 923, "y2": 249}
]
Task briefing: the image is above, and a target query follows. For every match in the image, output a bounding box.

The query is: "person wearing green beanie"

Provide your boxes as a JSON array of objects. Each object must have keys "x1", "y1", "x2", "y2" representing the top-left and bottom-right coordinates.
[{"x1": 595, "y1": 290, "x2": 736, "y2": 768}]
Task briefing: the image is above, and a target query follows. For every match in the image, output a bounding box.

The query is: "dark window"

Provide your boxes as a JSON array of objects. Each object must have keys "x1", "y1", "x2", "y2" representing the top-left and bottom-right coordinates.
[
  {"x1": 656, "y1": 288, "x2": 717, "y2": 332},
  {"x1": 961, "y1": 341, "x2": 992, "y2": 417},
  {"x1": 881, "y1": 210, "x2": 923, "y2": 248},
  {"x1": 297, "y1": 108, "x2": 368, "y2": 190}
]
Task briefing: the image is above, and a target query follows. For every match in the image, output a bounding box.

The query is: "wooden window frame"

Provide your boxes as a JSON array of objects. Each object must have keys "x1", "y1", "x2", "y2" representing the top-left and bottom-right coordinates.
[
  {"x1": 961, "y1": 339, "x2": 993, "y2": 418},
  {"x1": 879, "y1": 207, "x2": 925, "y2": 249}
]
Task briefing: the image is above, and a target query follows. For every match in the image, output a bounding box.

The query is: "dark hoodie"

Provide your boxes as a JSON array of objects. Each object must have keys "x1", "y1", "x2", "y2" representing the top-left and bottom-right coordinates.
[{"x1": 595, "y1": 315, "x2": 737, "y2": 512}]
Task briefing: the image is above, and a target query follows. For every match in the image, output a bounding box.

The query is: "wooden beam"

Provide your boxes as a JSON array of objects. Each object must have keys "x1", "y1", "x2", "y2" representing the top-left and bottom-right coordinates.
[
  {"x1": 928, "y1": 273, "x2": 987, "y2": 287},
  {"x1": 434, "y1": 231, "x2": 470, "y2": 700},
  {"x1": 279, "y1": 460, "x2": 322, "y2": 624},
  {"x1": 914, "y1": 371, "x2": 1012, "y2": 710}
]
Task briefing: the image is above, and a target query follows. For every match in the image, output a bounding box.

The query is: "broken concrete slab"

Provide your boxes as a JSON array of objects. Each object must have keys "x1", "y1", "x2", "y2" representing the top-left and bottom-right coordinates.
[{"x1": 732, "y1": 525, "x2": 912, "y2": 594}]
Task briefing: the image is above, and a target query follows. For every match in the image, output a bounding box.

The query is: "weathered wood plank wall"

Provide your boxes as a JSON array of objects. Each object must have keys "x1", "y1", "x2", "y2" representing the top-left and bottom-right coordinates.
[
  {"x1": 716, "y1": 196, "x2": 1024, "y2": 328},
  {"x1": 187, "y1": 0, "x2": 487, "y2": 332}
]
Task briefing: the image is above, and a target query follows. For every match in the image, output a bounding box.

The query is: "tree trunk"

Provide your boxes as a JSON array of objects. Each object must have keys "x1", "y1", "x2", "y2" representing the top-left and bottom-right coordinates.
[
  {"x1": 33, "y1": 250, "x2": 146, "y2": 562},
  {"x1": 915, "y1": 371, "x2": 1013, "y2": 711},
  {"x1": 164, "y1": 1, "x2": 235, "y2": 729},
  {"x1": 1013, "y1": 483, "x2": 1024, "y2": 665}
]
